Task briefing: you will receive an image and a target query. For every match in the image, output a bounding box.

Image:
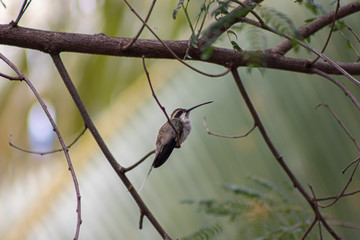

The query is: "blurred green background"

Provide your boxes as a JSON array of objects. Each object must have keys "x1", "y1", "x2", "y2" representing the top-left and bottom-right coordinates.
[{"x1": 0, "y1": 0, "x2": 360, "y2": 239}]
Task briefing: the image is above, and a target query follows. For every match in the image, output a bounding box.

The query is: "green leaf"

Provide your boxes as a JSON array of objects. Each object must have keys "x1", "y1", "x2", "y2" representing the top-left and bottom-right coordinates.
[
  {"x1": 222, "y1": 183, "x2": 262, "y2": 198},
  {"x1": 304, "y1": 0, "x2": 323, "y2": 15},
  {"x1": 201, "y1": 46, "x2": 214, "y2": 60},
  {"x1": 258, "y1": 6, "x2": 302, "y2": 40},
  {"x1": 213, "y1": 0, "x2": 230, "y2": 20},
  {"x1": 1, "y1": 0, "x2": 6, "y2": 8},
  {"x1": 182, "y1": 224, "x2": 223, "y2": 240},
  {"x1": 304, "y1": 17, "x2": 316, "y2": 23},
  {"x1": 231, "y1": 41, "x2": 242, "y2": 52},
  {"x1": 332, "y1": 20, "x2": 346, "y2": 32},
  {"x1": 346, "y1": 40, "x2": 352, "y2": 49}
]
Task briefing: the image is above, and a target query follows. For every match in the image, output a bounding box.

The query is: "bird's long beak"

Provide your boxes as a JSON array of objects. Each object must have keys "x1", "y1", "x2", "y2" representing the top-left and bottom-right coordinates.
[{"x1": 186, "y1": 101, "x2": 213, "y2": 112}]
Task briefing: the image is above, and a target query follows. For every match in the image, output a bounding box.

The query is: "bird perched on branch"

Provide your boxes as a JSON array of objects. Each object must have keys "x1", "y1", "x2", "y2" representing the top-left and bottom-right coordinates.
[{"x1": 139, "y1": 101, "x2": 213, "y2": 192}]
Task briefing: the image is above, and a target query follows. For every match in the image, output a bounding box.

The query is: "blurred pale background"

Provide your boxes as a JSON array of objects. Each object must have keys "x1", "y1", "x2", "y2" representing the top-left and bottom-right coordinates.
[{"x1": 1, "y1": 0, "x2": 360, "y2": 239}]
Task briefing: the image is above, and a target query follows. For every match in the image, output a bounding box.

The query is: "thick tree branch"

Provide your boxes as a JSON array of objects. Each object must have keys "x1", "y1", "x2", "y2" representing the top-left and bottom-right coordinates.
[
  {"x1": 274, "y1": 1, "x2": 360, "y2": 55},
  {"x1": 239, "y1": 17, "x2": 360, "y2": 87},
  {"x1": 1, "y1": 24, "x2": 360, "y2": 75}
]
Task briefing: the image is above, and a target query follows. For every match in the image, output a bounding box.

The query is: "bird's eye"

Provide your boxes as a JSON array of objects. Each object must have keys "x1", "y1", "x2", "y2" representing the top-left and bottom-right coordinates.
[{"x1": 174, "y1": 110, "x2": 183, "y2": 118}]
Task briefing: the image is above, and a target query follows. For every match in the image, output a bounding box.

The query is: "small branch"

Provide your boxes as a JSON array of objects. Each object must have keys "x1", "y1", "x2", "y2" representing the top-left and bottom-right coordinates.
[
  {"x1": 315, "y1": 103, "x2": 360, "y2": 208},
  {"x1": 316, "y1": 186, "x2": 360, "y2": 202},
  {"x1": 327, "y1": 217, "x2": 360, "y2": 230},
  {"x1": 316, "y1": 103, "x2": 360, "y2": 152},
  {"x1": 231, "y1": 68, "x2": 340, "y2": 239},
  {"x1": 0, "y1": 52, "x2": 82, "y2": 240},
  {"x1": 123, "y1": 149, "x2": 155, "y2": 173},
  {"x1": 121, "y1": 0, "x2": 231, "y2": 78},
  {"x1": 0, "y1": 72, "x2": 23, "y2": 80},
  {"x1": 311, "y1": 0, "x2": 340, "y2": 64},
  {"x1": 337, "y1": 25, "x2": 360, "y2": 61},
  {"x1": 301, "y1": 218, "x2": 317, "y2": 240},
  {"x1": 273, "y1": 2, "x2": 360, "y2": 55},
  {"x1": 234, "y1": 0, "x2": 265, "y2": 27},
  {"x1": 51, "y1": 53, "x2": 172, "y2": 240},
  {"x1": 142, "y1": 56, "x2": 180, "y2": 146},
  {"x1": 203, "y1": 117, "x2": 256, "y2": 138},
  {"x1": 344, "y1": 21, "x2": 360, "y2": 44},
  {"x1": 139, "y1": 211, "x2": 145, "y2": 229},
  {"x1": 311, "y1": 68, "x2": 360, "y2": 112},
  {"x1": 343, "y1": 157, "x2": 360, "y2": 174},
  {"x1": 13, "y1": 0, "x2": 32, "y2": 26},
  {"x1": 121, "y1": 0, "x2": 157, "y2": 51},
  {"x1": 9, "y1": 126, "x2": 87, "y2": 156}
]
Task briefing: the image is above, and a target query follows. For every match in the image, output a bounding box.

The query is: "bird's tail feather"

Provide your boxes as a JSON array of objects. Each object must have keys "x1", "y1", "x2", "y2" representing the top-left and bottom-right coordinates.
[{"x1": 138, "y1": 165, "x2": 154, "y2": 193}]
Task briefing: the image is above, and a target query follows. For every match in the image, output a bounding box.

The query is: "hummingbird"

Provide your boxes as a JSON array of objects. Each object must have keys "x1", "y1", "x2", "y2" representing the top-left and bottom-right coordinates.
[{"x1": 139, "y1": 101, "x2": 213, "y2": 192}]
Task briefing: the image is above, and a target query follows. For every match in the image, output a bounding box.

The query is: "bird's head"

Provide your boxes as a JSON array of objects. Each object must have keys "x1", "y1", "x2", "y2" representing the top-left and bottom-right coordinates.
[{"x1": 170, "y1": 101, "x2": 213, "y2": 120}]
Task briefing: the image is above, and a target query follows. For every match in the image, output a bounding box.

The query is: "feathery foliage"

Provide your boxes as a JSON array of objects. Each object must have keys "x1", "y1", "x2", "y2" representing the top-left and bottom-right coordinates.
[
  {"x1": 182, "y1": 224, "x2": 223, "y2": 240},
  {"x1": 257, "y1": 6, "x2": 302, "y2": 41},
  {"x1": 183, "y1": 176, "x2": 318, "y2": 239}
]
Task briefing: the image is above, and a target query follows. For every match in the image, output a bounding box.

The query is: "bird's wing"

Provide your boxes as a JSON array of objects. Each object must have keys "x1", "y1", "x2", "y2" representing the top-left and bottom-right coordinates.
[
  {"x1": 153, "y1": 137, "x2": 176, "y2": 168},
  {"x1": 152, "y1": 119, "x2": 183, "y2": 168}
]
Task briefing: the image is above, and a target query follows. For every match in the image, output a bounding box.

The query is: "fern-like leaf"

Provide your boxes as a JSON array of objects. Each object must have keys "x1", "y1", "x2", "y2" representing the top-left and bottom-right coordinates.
[
  {"x1": 182, "y1": 224, "x2": 223, "y2": 240},
  {"x1": 222, "y1": 183, "x2": 263, "y2": 198},
  {"x1": 257, "y1": 6, "x2": 301, "y2": 40}
]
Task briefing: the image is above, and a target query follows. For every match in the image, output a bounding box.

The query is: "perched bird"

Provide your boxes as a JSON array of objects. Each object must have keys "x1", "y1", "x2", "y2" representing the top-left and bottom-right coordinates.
[{"x1": 139, "y1": 101, "x2": 212, "y2": 192}]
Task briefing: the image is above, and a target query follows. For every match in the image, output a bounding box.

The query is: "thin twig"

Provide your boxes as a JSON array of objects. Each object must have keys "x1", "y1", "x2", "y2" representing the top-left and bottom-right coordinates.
[
  {"x1": 311, "y1": 68, "x2": 360, "y2": 111},
  {"x1": 316, "y1": 103, "x2": 360, "y2": 152},
  {"x1": 315, "y1": 103, "x2": 360, "y2": 208},
  {"x1": 121, "y1": 0, "x2": 157, "y2": 51},
  {"x1": 301, "y1": 218, "x2": 317, "y2": 240},
  {"x1": 308, "y1": 185, "x2": 323, "y2": 239},
  {"x1": 203, "y1": 117, "x2": 256, "y2": 138},
  {"x1": 123, "y1": 149, "x2": 155, "y2": 172},
  {"x1": 51, "y1": 53, "x2": 172, "y2": 240},
  {"x1": 139, "y1": 211, "x2": 145, "y2": 229},
  {"x1": 344, "y1": 21, "x2": 360, "y2": 43},
  {"x1": 141, "y1": 56, "x2": 180, "y2": 146},
  {"x1": 13, "y1": 0, "x2": 32, "y2": 26},
  {"x1": 234, "y1": 0, "x2": 265, "y2": 26},
  {"x1": 342, "y1": 157, "x2": 360, "y2": 174},
  {"x1": 0, "y1": 72, "x2": 23, "y2": 80},
  {"x1": 327, "y1": 217, "x2": 360, "y2": 230},
  {"x1": 121, "y1": 0, "x2": 231, "y2": 78},
  {"x1": 316, "y1": 187, "x2": 360, "y2": 202},
  {"x1": 0, "y1": 52, "x2": 82, "y2": 240},
  {"x1": 9, "y1": 126, "x2": 87, "y2": 155},
  {"x1": 231, "y1": 68, "x2": 340, "y2": 239},
  {"x1": 311, "y1": 0, "x2": 340, "y2": 64}
]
